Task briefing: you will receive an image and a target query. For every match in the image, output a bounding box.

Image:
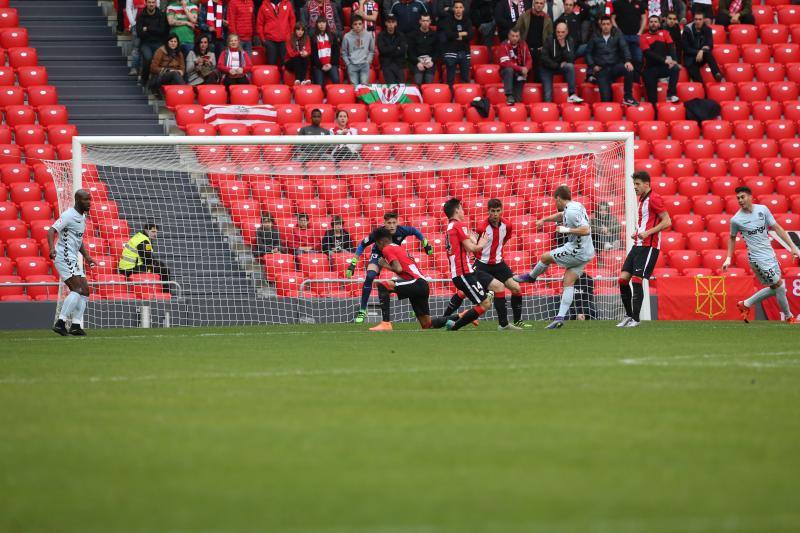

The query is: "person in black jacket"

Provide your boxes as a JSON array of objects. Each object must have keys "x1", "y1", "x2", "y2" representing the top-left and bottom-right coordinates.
[
  {"x1": 664, "y1": 11, "x2": 683, "y2": 63},
  {"x1": 495, "y1": 0, "x2": 527, "y2": 46},
  {"x1": 254, "y1": 214, "x2": 284, "y2": 256},
  {"x1": 136, "y1": 0, "x2": 170, "y2": 85},
  {"x1": 641, "y1": 15, "x2": 680, "y2": 106},
  {"x1": 441, "y1": 1, "x2": 473, "y2": 87},
  {"x1": 321, "y1": 216, "x2": 354, "y2": 253},
  {"x1": 555, "y1": 0, "x2": 590, "y2": 56},
  {"x1": 407, "y1": 14, "x2": 438, "y2": 84},
  {"x1": 470, "y1": 0, "x2": 496, "y2": 48},
  {"x1": 377, "y1": 15, "x2": 408, "y2": 83},
  {"x1": 585, "y1": 16, "x2": 638, "y2": 105},
  {"x1": 681, "y1": 11, "x2": 722, "y2": 82},
  {"x1": 310, "y1": 18, "x2": 341, "y2": 85},
  {"x1": 540, "y1": 22, "x2": 584, "y2": 103}
]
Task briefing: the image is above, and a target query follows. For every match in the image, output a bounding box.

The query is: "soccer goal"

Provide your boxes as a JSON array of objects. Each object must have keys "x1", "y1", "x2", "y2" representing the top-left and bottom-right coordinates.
[{"x1": 46, "y1": 133, "x2": 640, "y2": 328}]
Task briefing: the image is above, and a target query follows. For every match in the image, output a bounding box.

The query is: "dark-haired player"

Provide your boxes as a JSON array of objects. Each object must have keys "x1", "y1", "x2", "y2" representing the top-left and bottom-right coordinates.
[
  {"x1": 344, "y1": 212, "x2": 433, "y2": 323},
  {"x1": 617, "y1": 171, "x2": 671, "y2": 328}
]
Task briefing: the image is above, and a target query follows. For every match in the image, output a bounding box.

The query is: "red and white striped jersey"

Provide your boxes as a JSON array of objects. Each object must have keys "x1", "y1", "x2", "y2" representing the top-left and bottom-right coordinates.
[
  {"x1": 381, "y1": 243, "x2": 424, "y2": 281},
  {"x1": 635, "y1": 191, "x2": 667, "y2": 249},
  {"x1": 475, "y1": 217, "x2": 513, "y2": 265},
  {"x1": 446, "y1": 219, "x2": 474, "y2": 277}
]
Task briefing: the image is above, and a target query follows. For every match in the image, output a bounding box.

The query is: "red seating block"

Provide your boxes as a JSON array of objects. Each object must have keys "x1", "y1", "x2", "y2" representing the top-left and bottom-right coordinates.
[
  {"x1": 593, "y1": 102, "x2": 623, "y2": 123},
  {"x1": 776, "y1": 175, "x2": 800, "y2": 196},
  {"x1": 706, "y1": 82, "x2": 738, "y2": 103},
  {"x1": 672, "y1": 213, "x2": 705, "y2": 233},
  {"x1": 651, "y1": 176, "x2": 676, "y2": 196},
  {"x1": 527, "y1": 102, "x2": 560, "y2": 123},
  {"x1": 637, "y1": 121, "x2": 668, "y2": 141},
  {"x1": 729, "y1": 24, "x2": 759, "y2": 45},
  {"x1": 162, "y1": 85, "x2": 195, "y2": 109},
  {"x1": 687, "y1": 231, "x2": 719, "y2": 251},
  {"x1": 37, "y1": 104, "x2": 68, "y2": 126},
  {"x1": 769, "y1": 82, "x2": 799, "y2": 102},
  {"x1": 5, "y1": 237, "x2": 37, "y2": 259},
  {"x1": 261, "y1": 84, "x2": 292, "y2": 104},
  {"x1": 779, "y1": 138, "x2": 800, "y2": 158},
  {"x1": 774, "y1": 212, "x2": 800, "y2": 230},
  {"x1": 656, "y1": 103, "x2": 685, "y2": 122},
  {"x1": 0, "y1": 26, "x2": 26, "y2": 48},
  {"x1": 664, "y1": 159, "x2": 695, "y2": 178},
  {"x1": 762, "y1": 157, "x2": 792, "y2": 177},
  {"x1": 651, "y1": 140, "x2": 681, "y2": 160},
  {"x1": 759, "y1": 194, "x2": 789, "y2": 212},
  {"x1": 706, "y1": 214, "x2": 732, "y2": 234},
  {"x1": 47, "y1": 124, "x2": 77, "y2": 146},
  {"x1": 766, "y1": 119, "x2": 797, "y2": 140},
  {"x1": 676, "y1": 82, "x2": 705, "y2": 101},
  {"x1": 667, "y1": 250, "x2": 702, "y2": 272},
  {"x1": 293, "y1": 84, "x2": 324, "y2": 105},
  {"x1": 724, "y1": 63, "x2": 754, "y2": 83},
  {"x1": 720, "y1": 101, "x2": 751, "y2": 122},
  {"x1": 196, "y1": 84, "x2": 227, "y2": 105},
  {"x1": 473, "y1": 65, "x2": 501, "y2": 85},
  {"x1": 625, "y1": 103, "x2": 655, "y2": 122},
  {"x1": 7, "y1": 46, "x2": 37, "y2": 68},
  {"x1": 662, "y1": 195, "x2": 692, "y2": 216},
  {"x1": 733, "y1": 119, "x2": 764, "y2": 140},
  {"x1": 175, "y1": 104, "x2": 205, "y2": 129},
  {"x1": 0, "y1": 275, "x2": 24, "y2": 298},
  {"x1": 773, "y1": 43, "x2": 800, "y2": 65},
  {"x1": 696, "y1": 158, "x2": 727, "y2": 178},
  {"x1": 716, "y1": 139, "x2": 747, "y2": 159},
  {"x1": 15, "y1": 255, "x2": 49, "y2": 277},
  {"x1": 4, "y1": 105, "x2": 35, "y2": 126},
  {"x1": 737, "y1": 82, "x2": 769, "y2": 102},
  {"x1": 741, "y1": 44, "x2": 771, "y2": 64},
  {"x1": 16, "y1": 66, "x2": 47, "y2": 88},
  {"x1": 729, "y1": 158, "x2": 760, "y2": 177},
  {"x1": 432, "y1": 103, "x2": 463, "y2": 123},
  {"x1": 660, "y1": 232, "x2": 686, "y2": 252},
  {"x1": 702, "y1": 120, "x2": 733, "y2": 141},
  {"x1": 229, "y1": 84, "x2": 259, "y2": 105},
  {"x1": 9, "y1": 182, "x2": 40, "y2": 203},
  {"x1": 420, "y1": 84, "x2": 451, "y2": 104},
  {"x1": 760, "y1": 24, "x2": 790, "y2": 45},
  {"x1": 251, "y1": 65, "x2": 280, "y2": 86},
  {"x1": 684, "y1": 139, "x2": 715, "y2": 159},
  {"x1": 677, "y1": 176, "x2": 709, "y2": 196}
]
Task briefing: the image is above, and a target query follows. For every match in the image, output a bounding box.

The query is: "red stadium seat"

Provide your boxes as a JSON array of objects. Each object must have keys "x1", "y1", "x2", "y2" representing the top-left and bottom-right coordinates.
[
  {"x1": 774, "y1": 212, "x2": 800, "y2": 230},
  {"x1": 651, "y1": 140, "x2": 681, "y2": 160},
  {"x1": 527, "y1": 102, "x2": 560, "y2": 123},
  {"x1": 706, "y1": 214, "x2": 732, "y2": 234},
  {"x1": 14, "y1": 125, "x2": 46, "y2": 146},
  {"x1": 260, "y1": 84, "x2": 292, "y2": 104},
  {"x1": 185, "y1": 123, "x2": 217, "y2": 136},
  {"x1": 16, "y1": 66, "x2": 48, "y2": 87},
  {"x1": 748, "y1": 139, "x2": 779, "y2": 160},
  {"x1": 23, "y1": 144, "x2": 55, "y2": 166},
  {"x1": 473, "y1": 64, "x2": 501, "y2": 85},
  {"x1": 773, "y1": 43, "x2": 800, "y2": 65},
  {"x1": 496, "y1": 104, "x2": 527, "y2": 124},
  {"x1": 776, "y1": 175, "x2": 800, "y2": 196},
  {"x1": 720, "y1": 101, "x2": 751, "y2": 122},
  {"x1": 335, "y1": 103, "x2": 367, "y2": 122},
  {"x1": 662, "y1": 195, "x2": 692, "y2": 216},
  {"x1": 733, "y1": 119, "x2": 764, "y2": 141},
  {"x1": 483, "y1": 84, "x2": 508, "y2": 105},
  {"x1": 750, "y1": 101, "x2": 782, "y2": 122},
  {"x1": 656, "y1": 102, "x2": 685, "y2": 122},
  {"x1": 775, "y1": 250, "x2": 799, "y2": 270},
  {"x1": 561, "y1": 104, "x2": 592, "y2": 123},
  {"x1": 637, "y1": 121, "x2": 669, "y2": 141},
  {"x1": 728, "y1": 24, "x2": 758, "y2": 45},
  {"x1": 453, "y1": 83, "x2": 483, "y2": 104},
  {"x1": 367, "y1": 103, "x2": 400, "y2": 124},
  {"x1": 780, "y1": 138, "x2": 800, "y2": 159},
  {"x1": 401, "y1": 103, "x2": 431, "y2": 123},
  {"x1": 9, "y1": 182, "x2": 40, "y2": 204},
  {"x1": 664, "y1": 159, "x2": 695, "y2": 178},
  {"x1": 7, "y1": 46, "x2": 37, "y2": 68},
  {"x1": 692, "y1": 195, "x2": 725, "y2": 217},
  {"x1": 677, "y1": 176, "x2": 709, "y2": 196},
  {"x1": 470, "y1": 45, "x2": 489, "y2": 66},
  {"x1": 15, "y1": 255, "x2": 49, "y2": 277},
  {"x1": 713, "y1": 44, "x2": 741, "y2": 66},
  {"x1": 705, "y1": 82, "x2": 737, "y2": 103},
  {"x1": 766, "y1": 119, "x2": 797, "y2": 140},
  {"x1": 625, "y1": 103, "x2": 655, "y2": 122},
  {"x1": 672, "y1": 213, "x2": 705, "y2": 233},
  {"x1": 0, "y1": 163, "x2": 29, "y2": 185},
  {"x1": 778, "y1": 5, "x2": 800, "y2": 24},
  {"x1": 632, "y1": 139, "x2": 651, "y2": 159},
  {"x1": 47, "y1": 124, "x2": 77, "y2": 146},
  {"x1": 687, "y1": 231, "x2": 719, "y2": 251},
  {"x1": 4, "y1": 105, "x2": 35, "y2": 126},
  {"x1": 37, "y1": 104, "x2": 68, "y2": 126},
  {"x1": 5, "y1": 237, "x2": 37, "y2": 259},
  {"x1": 724, "y1": 63, "x2": 754, "y2": 83},
  {"x1": 0, "y1": 26, "x2": 27, "y2": 48},
  {"x1": 769, "y1": 81, "x2": 799, "y2": 102},
  {"x1": 684, "y1": 139, "x2": 715, "y2": 160},
  {"x1": 741, "y1": 44, "x2": 771, "y2": 64},
  {"x1": 0, "y1": 275, "x2": 24, "y2": 298},
  {"x1": 432, "y1": 103, "x2": 463, "y2": 123},
  {"x1": 421, "y1": 84, "x2": 452, "y2": 104},
  {"x1": 724, "y1": 195, "x2": 743, "y2": 214},
  {"x1": 676, "y1": 82, "x2": 705, "y2": 101},
  {"x1": 696, "y1": 158, "x2": 727, "y2": 178},
  {"x1": 755, "y1": 63, "x2": 785, "y2": 84},
  {"x1": 249, "y1": 46, "x2": 266, "y2": 65},
  {"x1": 229, "y1": 84, "x2": 259, "y2": 105},
  {"x1": 196, "y1": 84, "x2": 227, "y2": 105},
  {"x1": 660, "y1": 232, "x2": 686, "y2": 252},
  {"x1": 668, "y1": 250, "x2": 702, "y2": 272},
  {"x1": 788, "y1": 64, "x2": 800, "y2": 84},
  {"x1": 293, "y1": 84, "x2": 324, "y2": 105},
  {"x1": 729, "y1": 158, "x2": 760, "y2": 178},
  {"x1": 701, "y1": 120, "x2": 733, "y2": 141},
  {"x1": 251, "y1": 65, "x2": 280, "y2": 86},
  {"x1": 762, "y1": 157, "x2": 792, "y2": 177},
  {"x1": 759, "y1": 194, "x2": 789, "y2": 212},
  {"x1": 274, "y1": 104, "x2": 302, "y2": 124},
  {"x1": 174, "y1": 104, "x2": 205, "y2": 129},
  {"x1": 651, "y1": 176, "x2": 676, "y2": 196},
  {"x1": 670, "y1": 120, "x2": 701, "y2": 142},
  {"x1": 737, "y1": 82, "x2": 769, "y2": 102},
  {"x1": 604, "y1": 120, "x2": 635, "y2": 132},
  {"x1": 715, "y1": 139, "x2": 747, "y2": 159},
  {"x1": 782, "y1": 100, "x2": 800, "y2": 121},
  {"x1": 752, "y1": 5, "x2": 775, "y2": 25},
  {"x1": 760, "y1": 24, "x2": 790, "y2": 45},
  {"x1": 593, "y1": 102, "x2": 623, "y2": 123}
]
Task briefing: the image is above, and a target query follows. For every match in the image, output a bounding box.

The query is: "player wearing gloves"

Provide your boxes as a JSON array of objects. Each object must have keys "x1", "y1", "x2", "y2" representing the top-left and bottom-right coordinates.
[
  {"x1": 515, "y1": 185, "x2": 595, "y2": 329},
  {"x1": 345, "y1": 212, "x2": 432, "y2": 324}
]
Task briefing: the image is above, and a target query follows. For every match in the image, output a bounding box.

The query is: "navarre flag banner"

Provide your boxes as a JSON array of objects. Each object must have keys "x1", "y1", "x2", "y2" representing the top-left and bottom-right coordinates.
[
  {"x1": 203, "y1": 105, "x2": 277, "y2": 126},
  {"x1": 355, "y1": 84, "x2": 422, "y2": 104},
  {"x1": 657, "y1": 276, "x2": 757, "y2": 320},
  {"x1": 762, "y1": 275, "x2": 800, "y2": 320}
]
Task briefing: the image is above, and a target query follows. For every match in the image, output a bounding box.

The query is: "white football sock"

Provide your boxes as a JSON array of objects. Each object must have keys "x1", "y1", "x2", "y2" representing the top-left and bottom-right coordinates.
[
  {"x1": 775, "y1": 284, "x2": 792, "y2": 318},
  {"x1": 745, "y1": 287, "x2": 775, "y2": 308},
  {"x1": 72, "y1": 296, "x2": 89, "y2": 327},
  {"x1": 58, "y1": 292, "x2": 81, "y2": 322},
  {"x1": 529, "y1": 261, "x2": 549, "y2": 279},
  {"x1": 557, "y1": 286, "x2": 575, "y2": 318}
]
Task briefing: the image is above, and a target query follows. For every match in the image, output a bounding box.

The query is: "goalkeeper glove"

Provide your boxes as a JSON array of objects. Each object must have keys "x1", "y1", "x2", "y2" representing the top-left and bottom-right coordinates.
[
  {"x1": 344, "y1": 257, "x2": 357, "y2": 278},
  {"x1": 556, "y1": 226, "x2": 571, "y2": 234},
  {"x1": 422, "y1": 239, "x2": 433, "y2": 256}
]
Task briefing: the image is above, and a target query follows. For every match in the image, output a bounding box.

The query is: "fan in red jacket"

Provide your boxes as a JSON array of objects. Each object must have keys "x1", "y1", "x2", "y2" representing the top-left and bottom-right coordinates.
[
  {"x1": 498, "y1": 30, "x2": 532, "y2": 105},
  {"x1": 217, "y1": 34, "x2": 253, "y2": 86},
  {"x1": 227, "y1": 0, "x2": 255, "y2": 52},
  {"x1": 256, "y1": 0, "x2": 296, "y2": 65},
  {"x1": 285, "y1": 23, "x2": 312, "y2": 84}
]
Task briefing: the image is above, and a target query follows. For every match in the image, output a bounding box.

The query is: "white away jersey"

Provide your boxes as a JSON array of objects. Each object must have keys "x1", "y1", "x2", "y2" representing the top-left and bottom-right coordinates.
[
  {"x1": 562, "y1": 201, "x2": 595, "y2": 259},
  {"x1": 51, "y1": 207, "x2": 86, "y2": 262},
  {"x1": 730, "y1": 204, "x2": 777, "y2": 263}
]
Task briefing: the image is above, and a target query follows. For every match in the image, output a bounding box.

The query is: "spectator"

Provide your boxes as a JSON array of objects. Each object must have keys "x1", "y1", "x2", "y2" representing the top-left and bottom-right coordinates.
[
  {"x1": 310, "y1": 18, "x2": 341, "y2": 85},
  {"x1": 256, "y1": 0, "x2": 296, "y2": 65},
  {"x1": 555, "y1": 0, "x2": 590, "y2": 57},
  {"x1": 544, "y1": 0, "x2": 565, "y2": 21},
  {"x1": 377, "y1": 15, "x2": 408, "y2": 84},
  {"x1": 716, "y1": 0, "x2": 755, "y2": 27},
  {"x1": 590, "y1": 201, "x2": 621, "y2": 252},
  {"x1": 286, "y1": 23, "x2": 312, "y2": 84},
  {"x1": 390, "y1": 0, "x2": 430, "y2": 35},
  {"x1": 342, "y1": 16, "x2": 375, "y2": 85},
  {"x1": 641, "y1": 15, "x2": 680, "y2": 106},
  {"x1": 186, "y1": 34, "x2": 220, "y2": 84},
  {"x1": 296, "y1": 108, "x2": 332, "y2": 160},
  {"x1": 352, "y1": 0, "x2": 380, "y2": 32},
  {"x1": 611, "y1": 0, "x2": 645, "y2": 74},
  {"x1": 217, "y1": 33, "x2": 254, "y2": 86},
  {"x1": 117, "y1": 223, "x2": 172, "y2": 294},
  {"x1": 136, "y1": 0, "x2": 169, "y2": 85},
  {"x1": 585, "y1": 16, "x2": 638, "y2": 105},
  {"x1": 166, "y1": 0, "x2": 200, "y2": 56},
  {"x1": 495, "y1": 0, "x2": 527, "y2": 45},
  {"x1": 437, "y1": 0, "x2": 470, "y2": 25},
  {"x1": 407, "y1": 13, "x2": 438, "y2": 84},
  {"x1": 690, "y1": 0, "x2": 714, "y2": 20},
  {"x1": 441, "y1": 0, "x2": 473, "y2": 87},
  {"x1": 322, "y1": 216, "x2": 354, "y2": 253},
  {"x1": 681, "y1": 11, "x2": 722, "y2": 82},
  {"x1": 304, "y1": 0, "x2": 343, "y2": 40},
  {"x1": 288, "y1": 213, "x2": 318, "y2": 254},
  {"x1": 647, "y1": 0, "x2": 686, "y2": 23},
  {"x1": 199, "y1": 0, "x2": 228, "y2": 56},
  {"x1": 254, "y1": 214, "x2": 283, "y2": 256},
  {"x1": 540, "y1": 22, "x2": 584, "y2": 103},
  {"x1": 149, "y1": 33, "x2": 185, "y2": 96},
  {"x1": 330, "y1": 110, "x2": 361, "y2": 161},
  {"x1": 470, "y1": 0, "x2": 496, "y2": 48},
  {"x1": 663, "y1": 11, "x2": 683, "y2": 63},
  {"x1": 227, "y1": 0, "x2": 256, "y2": 53},
  {"x1": 499, "y1": 29, "x2": 532, "y2": 104},
  {"x1": 514, "y1": 0, "x2": 553, "y2": 82}
]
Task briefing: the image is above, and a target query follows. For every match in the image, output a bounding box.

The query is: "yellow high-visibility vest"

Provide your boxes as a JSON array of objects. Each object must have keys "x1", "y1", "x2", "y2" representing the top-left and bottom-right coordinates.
[{"x1": 118, "y1": 232, "x2": 151, "y2": 271}]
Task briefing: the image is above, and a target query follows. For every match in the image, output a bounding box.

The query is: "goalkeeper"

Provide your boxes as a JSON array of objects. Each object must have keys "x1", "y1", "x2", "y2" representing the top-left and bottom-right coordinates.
[{"x1": 344, "y1": 212, "x2": 433, "y2": 323}]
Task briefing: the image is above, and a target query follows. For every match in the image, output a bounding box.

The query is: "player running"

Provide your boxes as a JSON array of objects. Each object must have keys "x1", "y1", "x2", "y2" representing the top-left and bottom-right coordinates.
[
  {"x1": 514, "y1": 185, "x2": 595, "y2": 330},
  {"x1": 442, "y1": 198, "x2": 508, "y2": 331},
  {"x1": 345, "y1": 212, "x2": 433, "y2": 323},
  {"x1": 48, "y1": 190, "x2": 96, "y2": 336},
  {"x1": 367, "y1": 228, "x2": 448, "y2": 331},
  {"x1": 617, "y1": 171, "x2": 672, "y2": 328},
  {"x1": 722, "y1": 186, "x2": 800, "y2": 323},
  {"x1": 442, "y1": 198, "x2": 525, "y2": 330}
]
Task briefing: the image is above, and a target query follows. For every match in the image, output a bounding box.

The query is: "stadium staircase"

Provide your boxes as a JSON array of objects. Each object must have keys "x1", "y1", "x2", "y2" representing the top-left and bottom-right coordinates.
[{"x1": 13, "y1": 0, "x2": 163, "y2": 135}]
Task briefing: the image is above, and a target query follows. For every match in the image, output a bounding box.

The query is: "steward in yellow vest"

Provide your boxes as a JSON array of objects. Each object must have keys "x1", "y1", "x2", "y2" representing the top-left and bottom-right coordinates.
[{"x1": 117, "y1": 223, "x2": 172, "y2": 293}]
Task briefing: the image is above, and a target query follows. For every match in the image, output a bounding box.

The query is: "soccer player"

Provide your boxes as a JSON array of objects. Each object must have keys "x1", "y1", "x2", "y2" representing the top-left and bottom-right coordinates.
[
  {"x1": 442, "y1": 198, "x2": 525, "y2": 330},
  {"x1": 617, "y1": 171, "x2": 672, "y2": 328},
  {"x1": 368, "y1": 227, "x2": 440, "y2": 331},
  {"x1": 722, "y1": 186, "x2": 800, "y2": 323},
  {"x1": 514, "y1": 185, "x2": 595, "y2": 329},
  {"x1": 442, "y1": 198, "x2": 508, "y2": 331},
  {"x1": 344, "y1": 212, "x2": 433, "y2": 323},
  {"x1": 48, "y1": 190, "x2": 96, "y2": 336}
]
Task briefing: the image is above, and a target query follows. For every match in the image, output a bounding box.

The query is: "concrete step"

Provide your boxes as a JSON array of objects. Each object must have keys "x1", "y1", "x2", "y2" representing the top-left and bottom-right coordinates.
[
  {"x1": 16, "y1": 5, "x2": 104, "y2": 17},
  {"x1": 35, "y1": 45, "x2": 124, "y2": 58},
  {"x1": 44, "y1": 64, "x2": 131, "y2": 77},
  {"x1": 70, "y1": 121, "x2": 165, "y2": 135},
  {"x1": 57, "y1": 84, "x2": 146, "y2": 98},
  {"x1": 26, "y1": 26, "x2": 114, "y2": 37}
]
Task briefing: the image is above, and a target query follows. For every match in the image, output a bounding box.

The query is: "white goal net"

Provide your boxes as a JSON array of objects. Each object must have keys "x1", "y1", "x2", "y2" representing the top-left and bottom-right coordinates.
[{"x1": 46, "y1": 133, "x2": 636, "y2": 328}]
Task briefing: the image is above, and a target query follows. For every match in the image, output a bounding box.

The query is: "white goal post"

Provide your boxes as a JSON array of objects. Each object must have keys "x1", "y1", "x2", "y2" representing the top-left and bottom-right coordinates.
[{"x1": 45, "y1": 132, "x2": 641, "y2": 328}]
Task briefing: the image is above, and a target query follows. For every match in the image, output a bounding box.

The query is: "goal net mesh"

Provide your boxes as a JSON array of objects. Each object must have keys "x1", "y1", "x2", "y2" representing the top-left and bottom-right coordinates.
[{"x1": 46, "y1": 136, "x2": 630, "y2": 328}]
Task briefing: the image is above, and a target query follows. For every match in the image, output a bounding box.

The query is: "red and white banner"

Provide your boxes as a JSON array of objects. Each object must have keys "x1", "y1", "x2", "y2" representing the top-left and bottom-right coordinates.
[
  {"x1": 203, "y1": 105, "x2": 278, "y2": 126},
  {"x1": 762, "y1": 275, "x2": 800, "y2": 320},
  {"x1": 658, "y1": 276, "x2": 757, "y2": 321}
]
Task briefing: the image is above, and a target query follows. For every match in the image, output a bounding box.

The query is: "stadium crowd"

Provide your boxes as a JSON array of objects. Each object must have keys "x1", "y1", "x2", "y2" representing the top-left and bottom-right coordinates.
[{"x1": 125, "y1": 0, "x2": 769, "y2": 106}]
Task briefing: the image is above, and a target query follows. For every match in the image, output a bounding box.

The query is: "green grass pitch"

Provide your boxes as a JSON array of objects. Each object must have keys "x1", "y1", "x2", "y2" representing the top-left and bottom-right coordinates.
[{"x1": 1, "y1": 322, "x2": 799, "y2": 533}]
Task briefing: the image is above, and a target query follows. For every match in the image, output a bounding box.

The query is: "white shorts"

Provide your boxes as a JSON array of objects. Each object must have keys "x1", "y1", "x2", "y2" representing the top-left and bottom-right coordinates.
[
  {"x1": 54, "y1": 255, "x2": 84, "y2": 281},
  {"x1": 550, "y1": 245, "x2": 593, "y2": 275},
  {"x1": 750, "y1": 259, "x2": 781, "y2": 286}
]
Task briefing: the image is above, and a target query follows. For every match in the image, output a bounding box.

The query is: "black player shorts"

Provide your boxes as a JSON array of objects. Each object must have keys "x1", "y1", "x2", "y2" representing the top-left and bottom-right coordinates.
[
  {"x1": 474, "y1": 260, "x2": 514, "y2": 283},
  {"x1": 621, "y1": 245, "x2": 660, "y2": 280},
  {"x1": 452, "y1": 270, "x2": 495, "y2": 305},
  {"x1": 394, "y1": 278, "x2": 430, "y2": 317}
]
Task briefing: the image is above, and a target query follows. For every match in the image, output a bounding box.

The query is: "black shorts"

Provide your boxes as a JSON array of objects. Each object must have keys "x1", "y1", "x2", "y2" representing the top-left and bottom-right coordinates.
[
  {"x1": 452, "y1": 270, "x2": 494, "y2": 305},
  {"x1": 621, "y1": 246, "x2": 660, "y2": 280},
  {"x1": 474, "y1": 260, "x2": 514, "y2": 283},
  {"x1": 394, "y1": 278, "x2": 430, "y2": 317}
]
